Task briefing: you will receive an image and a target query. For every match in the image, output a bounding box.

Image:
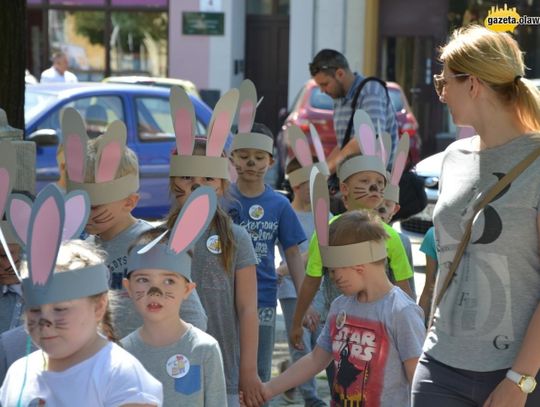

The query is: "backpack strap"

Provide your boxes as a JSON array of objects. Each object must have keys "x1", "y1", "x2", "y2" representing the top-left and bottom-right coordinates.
[{"x1": 341, "y1": 76, "x2": 390, "y2": 149}]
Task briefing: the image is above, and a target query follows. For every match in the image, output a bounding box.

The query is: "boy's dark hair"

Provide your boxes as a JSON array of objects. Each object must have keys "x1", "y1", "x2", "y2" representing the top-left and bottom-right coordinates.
[
  {"x1": 329, "y1": 210, "x2": 388, "y2": 264},
  {"x1": 252, "y1": 122, "x2": 274, "y2": 141},
  {"x1": 285, "y1": 156, "x2": 319, "y2": 175},
  {"x1": 309, "y1": 49, "x2": 350, "y2": 76}
]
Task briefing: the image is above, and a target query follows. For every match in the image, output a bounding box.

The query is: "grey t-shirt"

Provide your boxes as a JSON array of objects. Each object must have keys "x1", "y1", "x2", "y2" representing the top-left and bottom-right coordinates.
[
  {"x1": 277, "y1": 210, "x2": 325, "y2": 314},
  {"x1": 427, "y1": 135, "x2": 540, "y2": 371},
  {"x1": 89, "y1": 219, "x2": 208, "y2": 338},
  {"x1": 121, "y1": 325, "x2": 226, "y2": 407},
  {"x1": 317, "y1": 287, "x2": 425, "y2": 407},
  {"x1": 191, "y1": 224, "x2": 257, "y2": 395}
]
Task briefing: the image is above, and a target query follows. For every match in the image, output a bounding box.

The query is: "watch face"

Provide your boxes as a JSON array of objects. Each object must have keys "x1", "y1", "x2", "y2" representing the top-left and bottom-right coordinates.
[{"x1": 521, "y1": 377, "x2": 537, "y2": 393}]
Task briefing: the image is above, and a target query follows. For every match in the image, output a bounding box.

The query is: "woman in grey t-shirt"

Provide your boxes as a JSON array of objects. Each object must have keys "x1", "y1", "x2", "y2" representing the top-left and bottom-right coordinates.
[{"x1": 412, "y1": 25, "x2": 540, "y2": 407}]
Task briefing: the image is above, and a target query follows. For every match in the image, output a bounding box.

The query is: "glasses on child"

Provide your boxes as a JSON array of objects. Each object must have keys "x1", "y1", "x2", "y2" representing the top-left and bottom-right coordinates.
[{"x1": 433, "y1": 73, "x2": 470, "y2": 96}]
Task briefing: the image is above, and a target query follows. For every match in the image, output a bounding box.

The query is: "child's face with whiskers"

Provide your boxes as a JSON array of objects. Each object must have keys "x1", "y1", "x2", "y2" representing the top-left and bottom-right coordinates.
[
  {"x1": 25, "y1": 295, "x2": 106, "y2": 365},
  {"x1": 340, "y1": 171, "x2": 385, "y2": 210},
  {"x1": 124, "y1": 269, "x2": 194, "y2": 324},
  {"x1": 85, "y1": 197, "x2": 134, "y2": 237},
  {"x1": 231, "y1": 149, "x2": 273, "y2": 183},
  {"x1": 171, "y1": 176, "x2": 224, "y2": 207}
]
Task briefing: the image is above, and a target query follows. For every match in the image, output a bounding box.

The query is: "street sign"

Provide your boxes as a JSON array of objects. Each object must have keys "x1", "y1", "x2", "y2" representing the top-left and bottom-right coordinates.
[{"x1": 182, "y1": 12, "x2": 224, "y2": 36}]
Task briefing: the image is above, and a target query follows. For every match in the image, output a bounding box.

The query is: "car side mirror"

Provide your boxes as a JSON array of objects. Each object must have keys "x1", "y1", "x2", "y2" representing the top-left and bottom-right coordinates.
[{"x1": 28, "y1": 129, "x2": 59, "y2": 146}]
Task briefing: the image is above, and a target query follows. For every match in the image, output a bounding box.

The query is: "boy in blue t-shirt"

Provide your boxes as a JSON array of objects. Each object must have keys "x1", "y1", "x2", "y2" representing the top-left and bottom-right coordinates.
[{"x1": 226, "y1": 123, "x2": 306, "y2": 386}]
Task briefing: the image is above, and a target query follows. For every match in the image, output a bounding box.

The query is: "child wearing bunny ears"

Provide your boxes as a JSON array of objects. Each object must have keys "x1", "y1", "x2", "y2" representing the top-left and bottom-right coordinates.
[
  {"x1": 291, "y1": 110, "x2": 414, "y2": 352},
  {"x1": 165, "y1": 86, "x2": 260, "y2": 407},
  {"x1": 226, "y1": 80, "x2": 307, "y2": 390},
  {"x1": 255, "y1": 208, "x2": 425, "y2": 407},
  {"x1": 0, "y1": 185, "x2": 162, "y2": 406},
  {"x1": 122, "y1": 186, "x2": 227, "y2": 407},
  {"x1": 62, "y1": 108, "x2": 207, "y2": 338}
]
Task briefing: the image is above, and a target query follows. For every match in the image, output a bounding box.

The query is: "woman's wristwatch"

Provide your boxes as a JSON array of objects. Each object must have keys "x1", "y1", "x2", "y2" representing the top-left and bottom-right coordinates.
[{"x1": 506, "y1": 369, "x2": 537, "y2": 393}]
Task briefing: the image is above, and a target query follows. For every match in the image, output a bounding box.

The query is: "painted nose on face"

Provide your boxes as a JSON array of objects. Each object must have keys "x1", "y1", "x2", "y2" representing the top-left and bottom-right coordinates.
[
  {"x1": 147, "y1": 286, "x2": 163, "y2": 297},
  {"x1": 246, "y1": 159, "x2": 255, "y2": 167},
  {"x1": 39, "y1": 318, "x2": 53, "y2": 328},
  {"x1": 369, "y1": 184, "x2": 380, "y2": 192},
  {"x1": 191, "y1": 183, "x2": 200, "y2": 192}
]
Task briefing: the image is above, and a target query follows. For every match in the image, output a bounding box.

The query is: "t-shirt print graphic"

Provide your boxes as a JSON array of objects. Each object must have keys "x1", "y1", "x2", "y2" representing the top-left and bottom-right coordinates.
[{"x1": 330, "y1": 316, "x2": 389, "y2": 407}]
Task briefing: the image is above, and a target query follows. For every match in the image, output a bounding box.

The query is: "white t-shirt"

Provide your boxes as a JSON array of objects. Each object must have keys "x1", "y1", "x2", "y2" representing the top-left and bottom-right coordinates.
[
  {"x1": 0, "y1": 341, "x2": 163, "y2": 406},
  {"x1": 40, "y1": 67, "x2": 78, "y2": 83}
]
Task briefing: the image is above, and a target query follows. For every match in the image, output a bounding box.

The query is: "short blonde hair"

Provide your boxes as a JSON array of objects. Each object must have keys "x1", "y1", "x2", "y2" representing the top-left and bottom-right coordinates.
[
  {"x1": 83, "y1": 138, "x2": 139, "y2": 183},
  {"x1": 441, "y1": 25, "x2": 540, "y2": 131}
]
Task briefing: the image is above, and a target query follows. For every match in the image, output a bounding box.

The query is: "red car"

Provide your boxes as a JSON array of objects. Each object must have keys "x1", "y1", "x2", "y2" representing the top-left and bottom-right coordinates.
[{"x1": 275, "y1": 79, "x2": 421, "y2": 185}]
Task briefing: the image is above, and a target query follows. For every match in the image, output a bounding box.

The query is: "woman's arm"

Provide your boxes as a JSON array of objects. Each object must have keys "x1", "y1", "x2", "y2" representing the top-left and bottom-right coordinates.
[
  {"x1": 235, "y1": 265, "x2": 264, "y2": 406},
  {"x1": 419, "y1": 256, "x2": 438, "y2": 324}
]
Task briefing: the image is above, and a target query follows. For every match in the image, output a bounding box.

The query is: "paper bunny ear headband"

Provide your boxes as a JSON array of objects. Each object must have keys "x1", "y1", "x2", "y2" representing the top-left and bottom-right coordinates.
[
  {"x1": 170, "y1": 86, "x2": 238, "y2": 179},
  {"x1": 231, "y1": 79, "x2": 274, "y2": 155},
  {"x1": 310, "y1": 167, "x2": 386, "y2": 268},
  {"x1": 63, "y1": 107, "x2": 139, "y2": 206},
  {"x1": 383, "y1": 133, "x2": 410, "y2": 203},
  {"x1": 127, "y1": 186, "x2": 217, "y2": 281},
  {"x1": 287, "y1": 124, "x2": 329, "y2": 187},
  {"x1": 337, "y1": 110, "x2": 387, "y2": 183},
  {"x1": 6, "y1": 184, "x2": 108, "y2": 307},
  {"x1": 0, "y1": 141, "x2": 18, "y2": 245}
]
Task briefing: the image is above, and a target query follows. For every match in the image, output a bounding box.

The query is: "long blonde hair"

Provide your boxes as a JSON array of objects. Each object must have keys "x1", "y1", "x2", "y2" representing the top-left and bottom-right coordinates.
[{"x1": 440, "y1": 25, "x2": 540, "y2": 131}]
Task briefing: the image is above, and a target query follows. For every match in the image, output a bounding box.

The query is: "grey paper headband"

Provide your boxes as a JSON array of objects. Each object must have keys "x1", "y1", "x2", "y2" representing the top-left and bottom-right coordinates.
[
  {"x1": 127, "y1": 244, "x2": 192, "y2": 282},
  {"x1": 337, "y1": 156, "x2": 387, "y2": 182},
  {"x1": 231, "y1": 132, "x2": 274, "y2": 155},
  {"x1": 22, "y1": 264, "x2": 109, "y2": 307},
  {"x1": 288, "y1": 162, "x2": 329, "y2": 187},
  {"x1": 169, "y1": 155, "x2": 229, "y2": 179},
  {"x1": 67, "y1": 173, "x2": 139, "y2": 206}
]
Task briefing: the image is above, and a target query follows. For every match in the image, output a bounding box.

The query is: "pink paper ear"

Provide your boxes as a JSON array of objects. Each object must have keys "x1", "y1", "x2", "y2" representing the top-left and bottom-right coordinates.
[
  {"x1": 8, "y1": 197, "x2": 32, "y2": 246},
  {"x1": 315, "y1": 197, "x2": 329, "y2": 246},
  {"x1": 63, "y1": 193, "x2": 88, "y2": 240},
  {"x1": 378, "y1": 136, "x2": 387, "y2": 167},
  {"x1": 169, "y1": 194, "x2": 211, "y2": 254},
  {"x1": 294, "y1": 138, "x2": 313, "y2": 167},
  {"x1": 228, "y1": 160, "x2": 238, "y2": 183},
  {"x1": 238, "y1": 99, "x2": 256, "y2": 133},
  {"x1": 0, "y1": 169, "x2": 9, "y2": 217},
  {"x1": 29, "y1": 196, "x2": 62, "y2": 286},
  {"x1": 391, "y1": 152, "x2": 407, "y2": 186},
  {"x1": 207, "y1": 111, "x2": 232, "y2": 157},
  {"x1": 358, "y1": 124, "x2": 376, "y2": 155},
  {"x1": 96, "y1": 141, "x2": 122, "y2": 183},
  {"x1": 65, "y1": 133, "x2": 86, "y2": 183},
  {"x1": 174, "y1": 108, "x2": 194, "y2": 156}
]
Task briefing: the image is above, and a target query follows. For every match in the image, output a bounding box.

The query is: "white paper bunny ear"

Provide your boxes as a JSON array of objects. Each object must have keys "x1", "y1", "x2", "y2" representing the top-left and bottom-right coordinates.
[
  {"x1": 62, "y1": 107, "x2": 89, "y2": 184},
  {"x1": 337, "y1": 109, "x2": 387, "y2": 182},
  {"x1": 309, "y1": 124, "x2": 327, "y2": 164},
  {"x1": 206, "y1": 88, "x2": 239, "y2": 157},
  {"x1": 0, "y1": 141, "x2": 18, "y2": 274},
  {"x1": 231, "y1": 80, "x2": 274, "y2": 155},
  {"x1": 237, "y1": 79, "x2": 257, "y2": 133},
  {"x1": 310, "y1": 167, "x2": 330, "y2": 247},
  {"x1": 170, "y1": 85, "x2": 196, "y2": 156},
  {"x1": 64, "y1": 110, "x2": 139, "y2": 206},
  {"x1": 127, "y1": 186, "x2": 218, "y2": 282},
  {"x1": 384, "y1": 135, "x2": 410, "y2": 203},
  {"x1": 95, "y1": 120, "x2": 127, "y2": 183},
  {"x1": 169, "y1": 89, "x2": 236, "y2": 180},
  {"x1": 380, "y1": 132, "x2": 392, "y2": 167},
  {"x1": 287, "y1": 125, "x2": 329, "y2": 187}
]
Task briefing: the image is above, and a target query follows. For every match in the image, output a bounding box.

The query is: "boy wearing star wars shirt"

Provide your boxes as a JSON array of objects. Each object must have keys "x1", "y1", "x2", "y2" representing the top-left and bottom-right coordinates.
[
  {"x1": 260, "y1": 211, "x2": 425, "y2": 407},
  {"x1": 227, "y1": 123, "x2": 306, "y2": 385}
]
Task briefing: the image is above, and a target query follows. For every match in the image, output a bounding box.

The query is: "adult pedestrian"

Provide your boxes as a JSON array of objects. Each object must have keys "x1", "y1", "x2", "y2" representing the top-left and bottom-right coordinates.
[
  {"x1": 40, "y1": 51, "x2": 78, "y2": 83},
  {"x1": 412, "y1": 25, "x2": 540, "y2": 407},
  {"x1": 308, "y1": 49, "x2": 398, "y2": 173}
]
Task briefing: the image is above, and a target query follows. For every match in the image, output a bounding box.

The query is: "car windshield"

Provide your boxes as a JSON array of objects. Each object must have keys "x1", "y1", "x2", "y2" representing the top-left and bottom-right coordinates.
[
  {"x1": 309, "y1": 87, "x2": 333, "y2": 110},
  {"x1": 388, "y1": 88, "x2": 404, "y2": 112},
  {"x1": 25, "y1": 88, "x2": 58, "y2": 123}
]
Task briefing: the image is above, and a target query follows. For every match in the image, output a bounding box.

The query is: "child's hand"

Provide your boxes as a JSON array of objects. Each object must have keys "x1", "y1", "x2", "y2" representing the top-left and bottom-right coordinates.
[
  {"x1": 289, "y1": 323, "x2": 305, "y2": 350},
  {"x1": 303, "y1": 306, "x2": 321, "y2": 332},
  {"x1": 239, "y1": 372, "x2": 265, "y2": 406}
]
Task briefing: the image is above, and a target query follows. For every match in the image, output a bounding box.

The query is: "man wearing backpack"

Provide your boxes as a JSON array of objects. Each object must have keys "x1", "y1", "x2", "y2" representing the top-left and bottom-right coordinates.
[{"x1": 309, "y1": 49, "x2": 399, "y2": 174}]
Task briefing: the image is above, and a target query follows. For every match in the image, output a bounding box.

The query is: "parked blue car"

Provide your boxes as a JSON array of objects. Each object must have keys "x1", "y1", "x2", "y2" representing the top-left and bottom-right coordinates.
[{"x1": 25, "y1": 83, "x2": 214, "y2": 219}]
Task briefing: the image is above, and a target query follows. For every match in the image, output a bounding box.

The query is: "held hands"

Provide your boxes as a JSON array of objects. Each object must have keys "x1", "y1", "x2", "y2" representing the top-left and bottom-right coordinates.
[
  {"x1": 290, "y1": 306, "x2": 321, "y2": 350},
  {"x1": 239, "y1": 372, "x2": 265, "y2": 407},
  {"x1": 239, "y1": 383, "x2": 273, "y2": 407},
  {"x1": 304, "y1": 306, "x2": 321, "y2": 332},
  {"x1": 482, "y1": 378, "x2": 527, "y2": 407}
]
